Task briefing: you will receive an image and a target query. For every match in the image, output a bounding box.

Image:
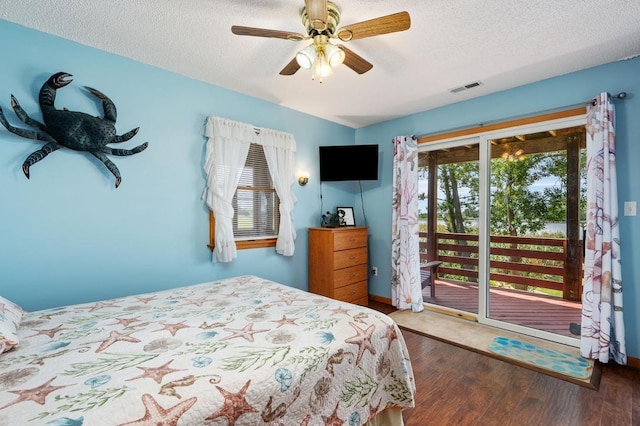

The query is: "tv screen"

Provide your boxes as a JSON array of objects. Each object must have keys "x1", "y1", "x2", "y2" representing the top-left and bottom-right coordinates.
[{"x1": 319, "y1": 144, "x2": 379, "y2": 181}]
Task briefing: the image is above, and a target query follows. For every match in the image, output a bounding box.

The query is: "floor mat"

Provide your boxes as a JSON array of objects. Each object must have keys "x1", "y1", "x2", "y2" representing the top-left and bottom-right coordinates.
[
  {"x1": 388, "y1": 308, "x2": 600, "y2": 389},
  {"x1": 489, "y1": 336, "x2": 592, "y2": 379}
]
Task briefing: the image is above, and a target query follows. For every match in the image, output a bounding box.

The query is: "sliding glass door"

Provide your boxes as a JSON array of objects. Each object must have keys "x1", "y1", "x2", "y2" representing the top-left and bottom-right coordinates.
[
  {"x1": 418, "y1": 115, "x2": 586, "y2": 345},
  {"x1": 418, "y1": 138, "x2": 480, "y2": 314}
]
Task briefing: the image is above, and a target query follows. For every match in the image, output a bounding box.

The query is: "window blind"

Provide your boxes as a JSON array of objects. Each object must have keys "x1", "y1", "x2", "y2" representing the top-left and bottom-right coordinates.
[{"x1": 233, "y1": 144, "x2": 280, "y2": 239}]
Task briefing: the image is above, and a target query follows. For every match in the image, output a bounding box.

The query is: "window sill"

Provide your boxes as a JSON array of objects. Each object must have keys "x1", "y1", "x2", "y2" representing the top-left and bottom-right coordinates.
[{"x1": 208, "y1": 238, "x2": 276, "y2": 251}]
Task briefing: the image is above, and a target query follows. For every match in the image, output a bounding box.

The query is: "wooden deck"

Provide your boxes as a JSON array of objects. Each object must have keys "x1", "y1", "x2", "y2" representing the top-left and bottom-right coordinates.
[{"x1": 423, "y1": 279, "x2": 582, "y2": 338}]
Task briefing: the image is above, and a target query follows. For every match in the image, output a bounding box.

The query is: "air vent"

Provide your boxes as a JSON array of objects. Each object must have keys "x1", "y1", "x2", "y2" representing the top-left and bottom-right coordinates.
[{"x1": 449, "y1": 81, "x2": 482, "y2": 94}]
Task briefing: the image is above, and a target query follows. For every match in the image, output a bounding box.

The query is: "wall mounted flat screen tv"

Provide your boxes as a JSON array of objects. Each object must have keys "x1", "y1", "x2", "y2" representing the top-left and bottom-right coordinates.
[{"x1": 319, "y1": 144, "x2": 379, "y2": 181}]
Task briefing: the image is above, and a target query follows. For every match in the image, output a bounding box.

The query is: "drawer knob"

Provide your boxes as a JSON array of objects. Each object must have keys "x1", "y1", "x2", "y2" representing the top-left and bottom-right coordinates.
[{"x1": 349, "y1": 256, "x2": 356, "y2": 260}]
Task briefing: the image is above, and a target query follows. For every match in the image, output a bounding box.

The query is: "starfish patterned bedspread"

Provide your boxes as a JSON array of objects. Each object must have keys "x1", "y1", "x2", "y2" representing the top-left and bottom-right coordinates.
[{"x1": 0, "y1": 275, "x2": 415, "y2": 425}]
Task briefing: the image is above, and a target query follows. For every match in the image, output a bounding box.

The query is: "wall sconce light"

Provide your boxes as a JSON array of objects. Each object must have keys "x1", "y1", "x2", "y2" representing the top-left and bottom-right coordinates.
[{"x1": 298, "y1": 171, "x2": 310, "y2": 186}]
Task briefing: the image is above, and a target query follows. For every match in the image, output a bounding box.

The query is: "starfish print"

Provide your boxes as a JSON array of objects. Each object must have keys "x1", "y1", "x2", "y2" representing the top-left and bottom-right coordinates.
[
  {"x1": 30, "y1": 324, "x2": 67, "y2": 339},
  {"x1": 0, "y1": 377, "x2": 70, "y2": 410},
  {"x1": 222, "y1": 291, "x2": 241, "y2": 298},
  {"x1": 96, "y1": 330, "x2": 141, "y2": 353},
  {"x1": 126, "y1": 360, "x2": 185, "y2": 384},
  {"x1": 221, "y1": 323, "x2": 268, "y2": 342},
  {"x1": 344, "y1": 322, "x2": 377, "y2": 365},
  {"x1": 271, "y1": 315, "x2": 299, "y2": 328},
  {"x1": 136, "y1": 296, "x2": 157, "y2": 304},
  {"x1": 206, "y1": 380, "x2": 257, "y2": 425},
  {"x1": 83, "y1": 301, "x2": 121, "y2": 312},
  {"x1": 331, "y1": 306, "x2": 351, "y2": 316},
  {"x1": 119, "y1": 393, "x2": 197, "y2": 426},
  {"x1": 113, "y1": 317, "x2": 141, "y2": 327},
  {"x1": 321, "y1": 402, "x2": 345, "y2": 426},
  {"x1": 278, "y1": 294, "x2": 304, "y2": 306},
  {"x1": 155, "y1": 321, "x2": 190, "y2": 336},
  {"x1": 382, "y1": 324, "x2": 399, "y2": 350},
  {"x1": 182, "y1": 296, "x2": 210, "y2": 307},
  {"x1": 0, "y1": 302, "x2": 10, "y2": 314}
]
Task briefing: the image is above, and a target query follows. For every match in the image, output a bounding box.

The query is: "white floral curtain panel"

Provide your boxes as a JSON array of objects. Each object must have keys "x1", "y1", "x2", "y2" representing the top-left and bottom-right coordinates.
[
  {"x1": 202, "y1": 116, "x2": 297, "y2": 262},
  {"x1": 391, "y1": 135, "x2": 423, "y2": 312},
  {"x1": 581, "y1": 93, "x2": 626, "y2": 364}
]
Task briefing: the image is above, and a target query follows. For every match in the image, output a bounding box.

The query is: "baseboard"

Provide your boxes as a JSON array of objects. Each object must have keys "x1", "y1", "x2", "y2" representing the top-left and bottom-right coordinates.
[
  {"x1": 369, "y1": 293, "x2": 640, "y2": 371},
  {"x1": 368, "y1": 294, "x2": 391, "y2": 305}
]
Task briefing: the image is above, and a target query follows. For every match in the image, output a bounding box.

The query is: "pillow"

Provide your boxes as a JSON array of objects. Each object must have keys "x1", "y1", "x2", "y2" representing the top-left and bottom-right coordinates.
[{"x1": 0, "y1": 296, "x2": 24, "y2": 353}]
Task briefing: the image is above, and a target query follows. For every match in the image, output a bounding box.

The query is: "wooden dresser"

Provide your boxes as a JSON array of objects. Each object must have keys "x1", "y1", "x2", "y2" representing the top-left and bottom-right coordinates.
[{"x1": 308, "y1": 226, "x2": 368, "y2": 306}]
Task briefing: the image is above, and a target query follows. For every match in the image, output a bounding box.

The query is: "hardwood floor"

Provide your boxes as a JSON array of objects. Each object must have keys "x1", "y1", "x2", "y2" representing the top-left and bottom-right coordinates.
[{"x1": 368, "y1": 301, "x2": 640, "y2": 426}]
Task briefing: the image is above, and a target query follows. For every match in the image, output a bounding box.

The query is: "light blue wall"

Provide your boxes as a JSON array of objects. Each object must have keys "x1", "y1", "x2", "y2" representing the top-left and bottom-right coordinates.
[
  {"x1": 356, "y1": 57, "x2": 640, "y2": 359},
  {"x1": 2, "y1": 19, "x2": 638, "y2": 360},
  {"x1": 0, "y1": 20, "x2": 355, "y2": 310}
]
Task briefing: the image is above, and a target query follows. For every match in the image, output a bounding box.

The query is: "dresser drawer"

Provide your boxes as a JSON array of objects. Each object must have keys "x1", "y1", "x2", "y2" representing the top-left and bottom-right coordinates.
[
  {"x1": 333, "y1": 229, "x2": 367, "y2": 251},
  {"x1": 334, "y1": 281, "x2": 367, "y2": 303},
  {"x1": 333, "y1": 265, "x2": 368, "y2": 288},
  {"x1": 333, "y1": 247, "x2": 367, "y2": 270}
]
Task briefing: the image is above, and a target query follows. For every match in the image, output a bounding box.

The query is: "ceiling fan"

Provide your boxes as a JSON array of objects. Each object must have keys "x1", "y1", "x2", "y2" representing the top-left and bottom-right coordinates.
[{"x1": 231, "y1": 0, "x2": 411, "y2": 82}]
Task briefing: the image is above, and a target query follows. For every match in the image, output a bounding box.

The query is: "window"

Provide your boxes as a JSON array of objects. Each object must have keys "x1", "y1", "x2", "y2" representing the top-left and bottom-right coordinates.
[
  {"x1": 203, "y1": 116, "x2": 296, "y2": 261},
  {"x1": 234, "y1": 144, "x2": 280, "y2": 241},
  {"x1": 209, "y1": 144, "x2": 279, "y2": 250}
]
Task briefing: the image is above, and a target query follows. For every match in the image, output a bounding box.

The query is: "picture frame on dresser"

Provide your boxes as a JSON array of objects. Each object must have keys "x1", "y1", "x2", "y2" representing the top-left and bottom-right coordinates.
[{"x1": 338, "y1": 207, "x2": 355, "y2": 226}]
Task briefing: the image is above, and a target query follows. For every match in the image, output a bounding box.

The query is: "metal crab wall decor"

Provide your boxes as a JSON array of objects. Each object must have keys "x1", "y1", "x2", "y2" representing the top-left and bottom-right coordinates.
[{"x1": 0, "y1": 72, "x2": 148, "y2": 188}]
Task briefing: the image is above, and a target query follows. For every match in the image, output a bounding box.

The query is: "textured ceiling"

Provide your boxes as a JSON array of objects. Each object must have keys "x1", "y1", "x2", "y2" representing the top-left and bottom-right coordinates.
[{"x1": 2, "y1": 0, "x2": 640, "y2": 128}]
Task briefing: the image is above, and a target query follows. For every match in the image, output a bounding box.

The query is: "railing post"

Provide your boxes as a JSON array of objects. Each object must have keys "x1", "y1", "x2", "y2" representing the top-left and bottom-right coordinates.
[
  {"x1": 563, "y1": 134, "x2": 582, "y2": 301},
  {"x1": 427, "y1": 151, "x2": 438, "y2": 261}
]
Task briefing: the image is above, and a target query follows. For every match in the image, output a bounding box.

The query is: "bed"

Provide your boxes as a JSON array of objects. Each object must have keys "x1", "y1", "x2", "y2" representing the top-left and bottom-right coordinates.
[{"x1": 0, "y1": 275, "x2": 415, "y2": 425}]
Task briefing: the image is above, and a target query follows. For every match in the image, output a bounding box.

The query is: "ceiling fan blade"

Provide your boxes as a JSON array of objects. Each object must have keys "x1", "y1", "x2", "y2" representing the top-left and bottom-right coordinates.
[
  {"x1": 305, "y1": 0, "x2": 328, "y2": 31},
  {"x1": 280, "y1": 57, "x2": 301, "y2": 75},
  {"x1": 339, "y1": 45, "x2": 373, "y2": 74},
  {"x1": 232, "y1": 25, "x2": 305, "y2": 41},
  {"x1": 336, "y1": 11, "x2": 410, "y2": 41}
]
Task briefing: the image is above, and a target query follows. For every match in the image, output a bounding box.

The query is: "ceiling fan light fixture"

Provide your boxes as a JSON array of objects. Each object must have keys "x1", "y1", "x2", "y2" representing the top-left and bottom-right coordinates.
[
  {"x1": 312, "y1": 49, "x2": 332, "y2": 82},
  {"x1": 296, "y1": 44, "x2": 317, "y2": 69},
  {"x1": 325, "y1": 43, "x2": 345, "y2": 67}
]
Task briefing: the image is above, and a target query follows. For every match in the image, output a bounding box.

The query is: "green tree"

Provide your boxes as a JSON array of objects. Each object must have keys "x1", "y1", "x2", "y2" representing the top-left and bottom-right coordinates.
[
  {"x1": 490, "y1": 151, "x2": 574, "y2": 236},
  {"x1": 418, "y1": 148, "x2": 586, "y2": 237},
  {"x1": 438, "y1": 162, "x2": 479, "y2": 233}
]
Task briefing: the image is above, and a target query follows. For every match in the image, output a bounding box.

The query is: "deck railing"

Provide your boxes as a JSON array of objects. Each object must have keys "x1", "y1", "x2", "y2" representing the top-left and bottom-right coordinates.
[{"x1": 419, "y1": 231, "x2": 575, "y2": 298}]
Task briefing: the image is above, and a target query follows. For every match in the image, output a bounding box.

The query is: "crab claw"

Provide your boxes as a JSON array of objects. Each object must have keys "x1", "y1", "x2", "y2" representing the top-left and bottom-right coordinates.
[
  {"x1": 115, "y1": 177, "x2": 122, "y2": 188},
  {"x1": 48, "y1": 72, "x2": 73, "y2": 89},
  {"x1": 22, "y1": 163, "x2": 30, "y2": 179}
]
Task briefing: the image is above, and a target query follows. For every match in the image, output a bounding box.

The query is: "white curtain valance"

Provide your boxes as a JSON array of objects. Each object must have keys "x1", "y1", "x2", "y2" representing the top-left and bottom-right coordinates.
[{"x1": 204, "y1": 117, "x2": 296, "y2": 151}]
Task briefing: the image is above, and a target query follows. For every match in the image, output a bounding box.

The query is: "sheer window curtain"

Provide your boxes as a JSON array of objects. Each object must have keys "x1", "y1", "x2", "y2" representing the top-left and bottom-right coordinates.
[
  {"x1": 202, "y1": 116, "x2": 297, "y2": 262},
  {"x1": 202, "y1": 117, "x2": 252, "y2": 262},
  {"x1": 581, "y1": 93, "x2": 626, "y2": 364},
  {"x1": 391, "y1": 135, "x2": 424, "y2": 312},
  {"x1": 261, "y1": 128, "x2": 297, "y2": 256}
]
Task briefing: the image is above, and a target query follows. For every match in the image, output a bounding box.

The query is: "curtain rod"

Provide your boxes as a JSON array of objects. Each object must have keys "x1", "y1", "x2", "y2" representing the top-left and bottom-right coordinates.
[
  {"x1": 414, "y1": 91, "x2": 629, "y2": 142},
  {"x1": 591, "y1": 91, "x2": 627, "y2": 106}
]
